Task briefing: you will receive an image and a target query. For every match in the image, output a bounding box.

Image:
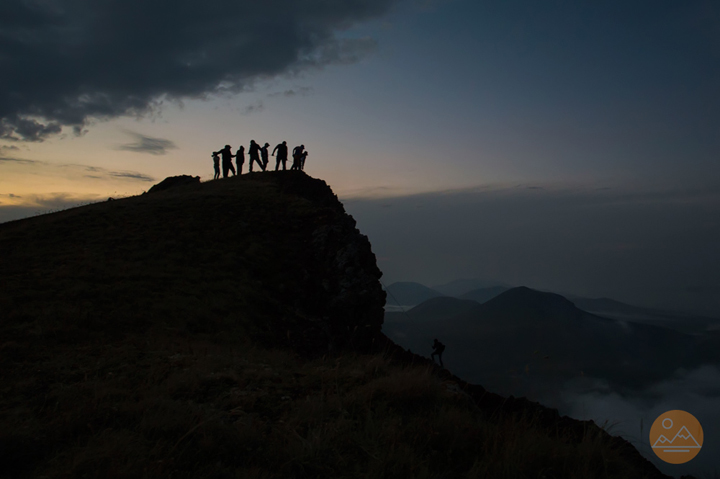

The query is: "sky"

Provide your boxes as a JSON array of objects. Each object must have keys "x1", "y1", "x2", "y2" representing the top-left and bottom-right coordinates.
[{"x1": 2, "y1": 0, "x2": 719, "y2": 315}]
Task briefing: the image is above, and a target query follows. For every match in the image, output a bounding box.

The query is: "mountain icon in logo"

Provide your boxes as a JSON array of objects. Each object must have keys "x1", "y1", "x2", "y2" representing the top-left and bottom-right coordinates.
[
  {"x1": 649, "y1": 410, "x2": 703, "y2": 464},
  {"x1": 652, "y1": 425, "x2": 701, "y2": 449}
]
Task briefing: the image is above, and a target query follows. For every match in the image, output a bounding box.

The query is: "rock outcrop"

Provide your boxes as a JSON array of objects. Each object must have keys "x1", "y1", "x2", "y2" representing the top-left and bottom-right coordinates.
[
  {"x1": 147, "y1": 174, "x2": 201, "y2": 193},
  {"x1": 241, "y1": 172, "x2": 387, "y2": 354}
]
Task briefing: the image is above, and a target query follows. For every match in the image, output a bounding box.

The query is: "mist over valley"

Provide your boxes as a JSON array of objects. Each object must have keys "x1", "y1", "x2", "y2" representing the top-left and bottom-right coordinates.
[{"x1": 383, "y1": 281, "x2": 720, "y2": 477}]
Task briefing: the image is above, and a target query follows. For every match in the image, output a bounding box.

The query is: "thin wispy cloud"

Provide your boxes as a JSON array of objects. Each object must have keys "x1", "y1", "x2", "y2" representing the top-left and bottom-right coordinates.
[
  {"x1": 116, "y1": 130, "x2": 177, "y2": 155},
  {"x1": 0, "y1": 156, "x2": 39, "y2": 164},
  {"x1": 0, "y1": 155, "x2": 155, "y2": 183},
  {"x1": 268, "y1": 87, "x2": 314, "y2": 98},
  {"x1": 109, "y1": 171, "x2": 155, "y2": 182},
  {"x1": 240, "y1": 101, "x2": 265, "y2": 115}
]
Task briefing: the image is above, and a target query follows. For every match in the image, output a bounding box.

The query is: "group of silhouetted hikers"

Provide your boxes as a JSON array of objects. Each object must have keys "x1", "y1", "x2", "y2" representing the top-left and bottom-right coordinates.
[{"x1": 212, "y1": 141, "x2": 308, "y2": 179}]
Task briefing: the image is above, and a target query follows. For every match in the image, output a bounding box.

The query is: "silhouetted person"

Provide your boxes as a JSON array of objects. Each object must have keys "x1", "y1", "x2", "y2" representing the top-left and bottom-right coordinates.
[
  {"x1": 235, "y1": 145, "x2": 245, "y2": 174},
  {"x1": 261, "y1": 142, "x2": 270, "y2": 171},
  {"x1": 248, "y1": 140, "x2": 263, "y2": 172},
  {"x1": 212, "y1": 151, "x2": 220, "y2": 179},
  {"x1": 272, "y1": 141, "x2": 288, "y2": 170},
  {"x1": 219, "y1": 145, "x2": 236, "y2": 178},
  {"x1": 431, "y1": 338, "x2": 445, "y2": 367},
  {"x1": 299, "y1": 150, "x2": 308, "y2": 171},
  {"x1": 291, "y1": 144, "x2": 305, "y2": 170}
]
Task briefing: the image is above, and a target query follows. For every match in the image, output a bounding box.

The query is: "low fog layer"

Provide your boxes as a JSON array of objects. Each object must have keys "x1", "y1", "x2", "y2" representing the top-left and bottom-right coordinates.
[{"x1": 346, "y1": 184, "x2": 720, "y2": 316}]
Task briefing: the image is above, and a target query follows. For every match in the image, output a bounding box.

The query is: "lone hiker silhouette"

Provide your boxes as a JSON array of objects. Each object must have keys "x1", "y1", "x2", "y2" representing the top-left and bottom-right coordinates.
[
  {"x1": 291, "y1": 144, "x2": 305, "y2": 171},
  {"x1": 212, "y1": 151, "x2": 220, "y2": 179},
  {"x1": 218, "y1": 145, "x2": 236, "y2": 178},
  {"x1": 248, "y1": 140, "x2": 263, "y2": 172},
  {"x1": 431, "y1": 339, "x2": 445, "y2": 367},
  {"x1": 235, "y1": 145, "x2": 245, "y2": 174},
  {"x1": 261, "y1": 143, "x2": 270, "y2": 171},
  {"x1": 272, "y1": 141, "x2": 288, "y2": 171}
]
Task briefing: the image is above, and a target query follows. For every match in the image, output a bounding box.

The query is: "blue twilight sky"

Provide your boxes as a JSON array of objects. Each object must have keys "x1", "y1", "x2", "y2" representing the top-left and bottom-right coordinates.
[{"x1": 1, "y1": 0, "x2": 719, "y2": 314}]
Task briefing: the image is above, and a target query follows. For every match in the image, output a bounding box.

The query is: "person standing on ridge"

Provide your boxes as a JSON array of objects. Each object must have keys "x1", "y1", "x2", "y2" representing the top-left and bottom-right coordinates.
[
  {"x1": 248, "y1": 140, "x2": 263, "y2": 172},
  {"x1": 299, "y1": 149, "x2": 308, "y2": 171},
  {"x1": 212, "y1": 151, "x2": 220, "y2": 179},
  {"x1": 235, "y1": 145, "x2": 245, "y2": 174},
  {"x1": 272, "y1": 141, "x2": 288, "y2": 171},
  {"x1": 218, "y1": 145, "x2": 236, "y2": 178},
  {"x1": 431, "y1": 338, "x2": 445, "y2": 367},
  {"x1": 260, "y1": 142, "x2": 270, "y2": 171},
  {"x1": 291, "y1": 144, "x2": 304, "y2": 170}
]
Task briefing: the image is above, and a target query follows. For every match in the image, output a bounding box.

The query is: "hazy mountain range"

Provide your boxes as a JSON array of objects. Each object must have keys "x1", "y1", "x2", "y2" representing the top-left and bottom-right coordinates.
[
  {"x1": 384, "y1": 280, "x2": 720, "y2": 334},
  {"x1": 383, "y1": 283, "x2": 720, "y2": 394}
]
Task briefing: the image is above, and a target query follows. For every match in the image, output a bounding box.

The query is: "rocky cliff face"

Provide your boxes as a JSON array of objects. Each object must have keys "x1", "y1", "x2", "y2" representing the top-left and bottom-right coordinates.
[{"x1": 248, "y1": 173, "x2": 387, "y2": 354}]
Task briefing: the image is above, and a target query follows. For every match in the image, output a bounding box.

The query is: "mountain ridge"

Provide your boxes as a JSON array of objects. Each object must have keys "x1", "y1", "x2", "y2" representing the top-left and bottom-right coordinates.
[{"x1": 0, "y1": 173, "x2": 675, "y2": 479}]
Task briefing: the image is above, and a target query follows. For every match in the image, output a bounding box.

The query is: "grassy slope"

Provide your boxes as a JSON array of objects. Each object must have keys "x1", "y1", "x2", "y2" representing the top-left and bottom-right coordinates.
[{"x1": 0, "y1": 173, "x2": 671, "y2": 478}]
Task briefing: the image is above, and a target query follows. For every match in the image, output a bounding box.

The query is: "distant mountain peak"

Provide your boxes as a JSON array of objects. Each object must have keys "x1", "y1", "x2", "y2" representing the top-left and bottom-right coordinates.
[
  {"x1": 490, "y1": 286, "x2": 573, "y2": 304},
  {"x1": 481, "y1": 286, "x2": 580, "y2": 318},
  {"x1": 431, "y1": 278, "x2": 512, "y2": 297}
]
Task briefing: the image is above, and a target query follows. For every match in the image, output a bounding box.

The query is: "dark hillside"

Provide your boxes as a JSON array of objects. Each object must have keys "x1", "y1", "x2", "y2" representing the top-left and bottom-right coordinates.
[
  {"x1": 0, "y1": 172, "x2": 384, "y2": 355},
  {"x1": 0, "y1": 173, "x2": 674, "y2": 479}
]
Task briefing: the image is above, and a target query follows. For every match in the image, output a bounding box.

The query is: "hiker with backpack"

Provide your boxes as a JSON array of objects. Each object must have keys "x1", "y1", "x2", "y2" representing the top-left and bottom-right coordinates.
[{"x1": 431, "y1": 338, "x2": 445, "y2": 367}]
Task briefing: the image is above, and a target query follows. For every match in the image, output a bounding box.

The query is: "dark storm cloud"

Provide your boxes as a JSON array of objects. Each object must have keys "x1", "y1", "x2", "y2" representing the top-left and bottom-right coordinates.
[
  {"x1": 116, "y1": 130, "x2": 178, "y2": 155},
  {"x1": 0, "y1": 0, "x2": 398, "y2": 142}
]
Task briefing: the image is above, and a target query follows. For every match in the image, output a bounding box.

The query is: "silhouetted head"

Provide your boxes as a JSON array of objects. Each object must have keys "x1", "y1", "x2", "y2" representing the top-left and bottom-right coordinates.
[
  {"x1": 225, "y1": 145, "x2": 231, "y2": 149},
  {"x1": 251, "y1": 140, "x2": 256, "y2": 144},
  {"x1": 264, "y1": 142, "x2": 269, "y2": 147},
  {"x1": 282, "y1": 141, "x2": 286, "y2": 145},
  {"x1": 301, "y1": 144, "x2": 304, "y2": 148}
]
